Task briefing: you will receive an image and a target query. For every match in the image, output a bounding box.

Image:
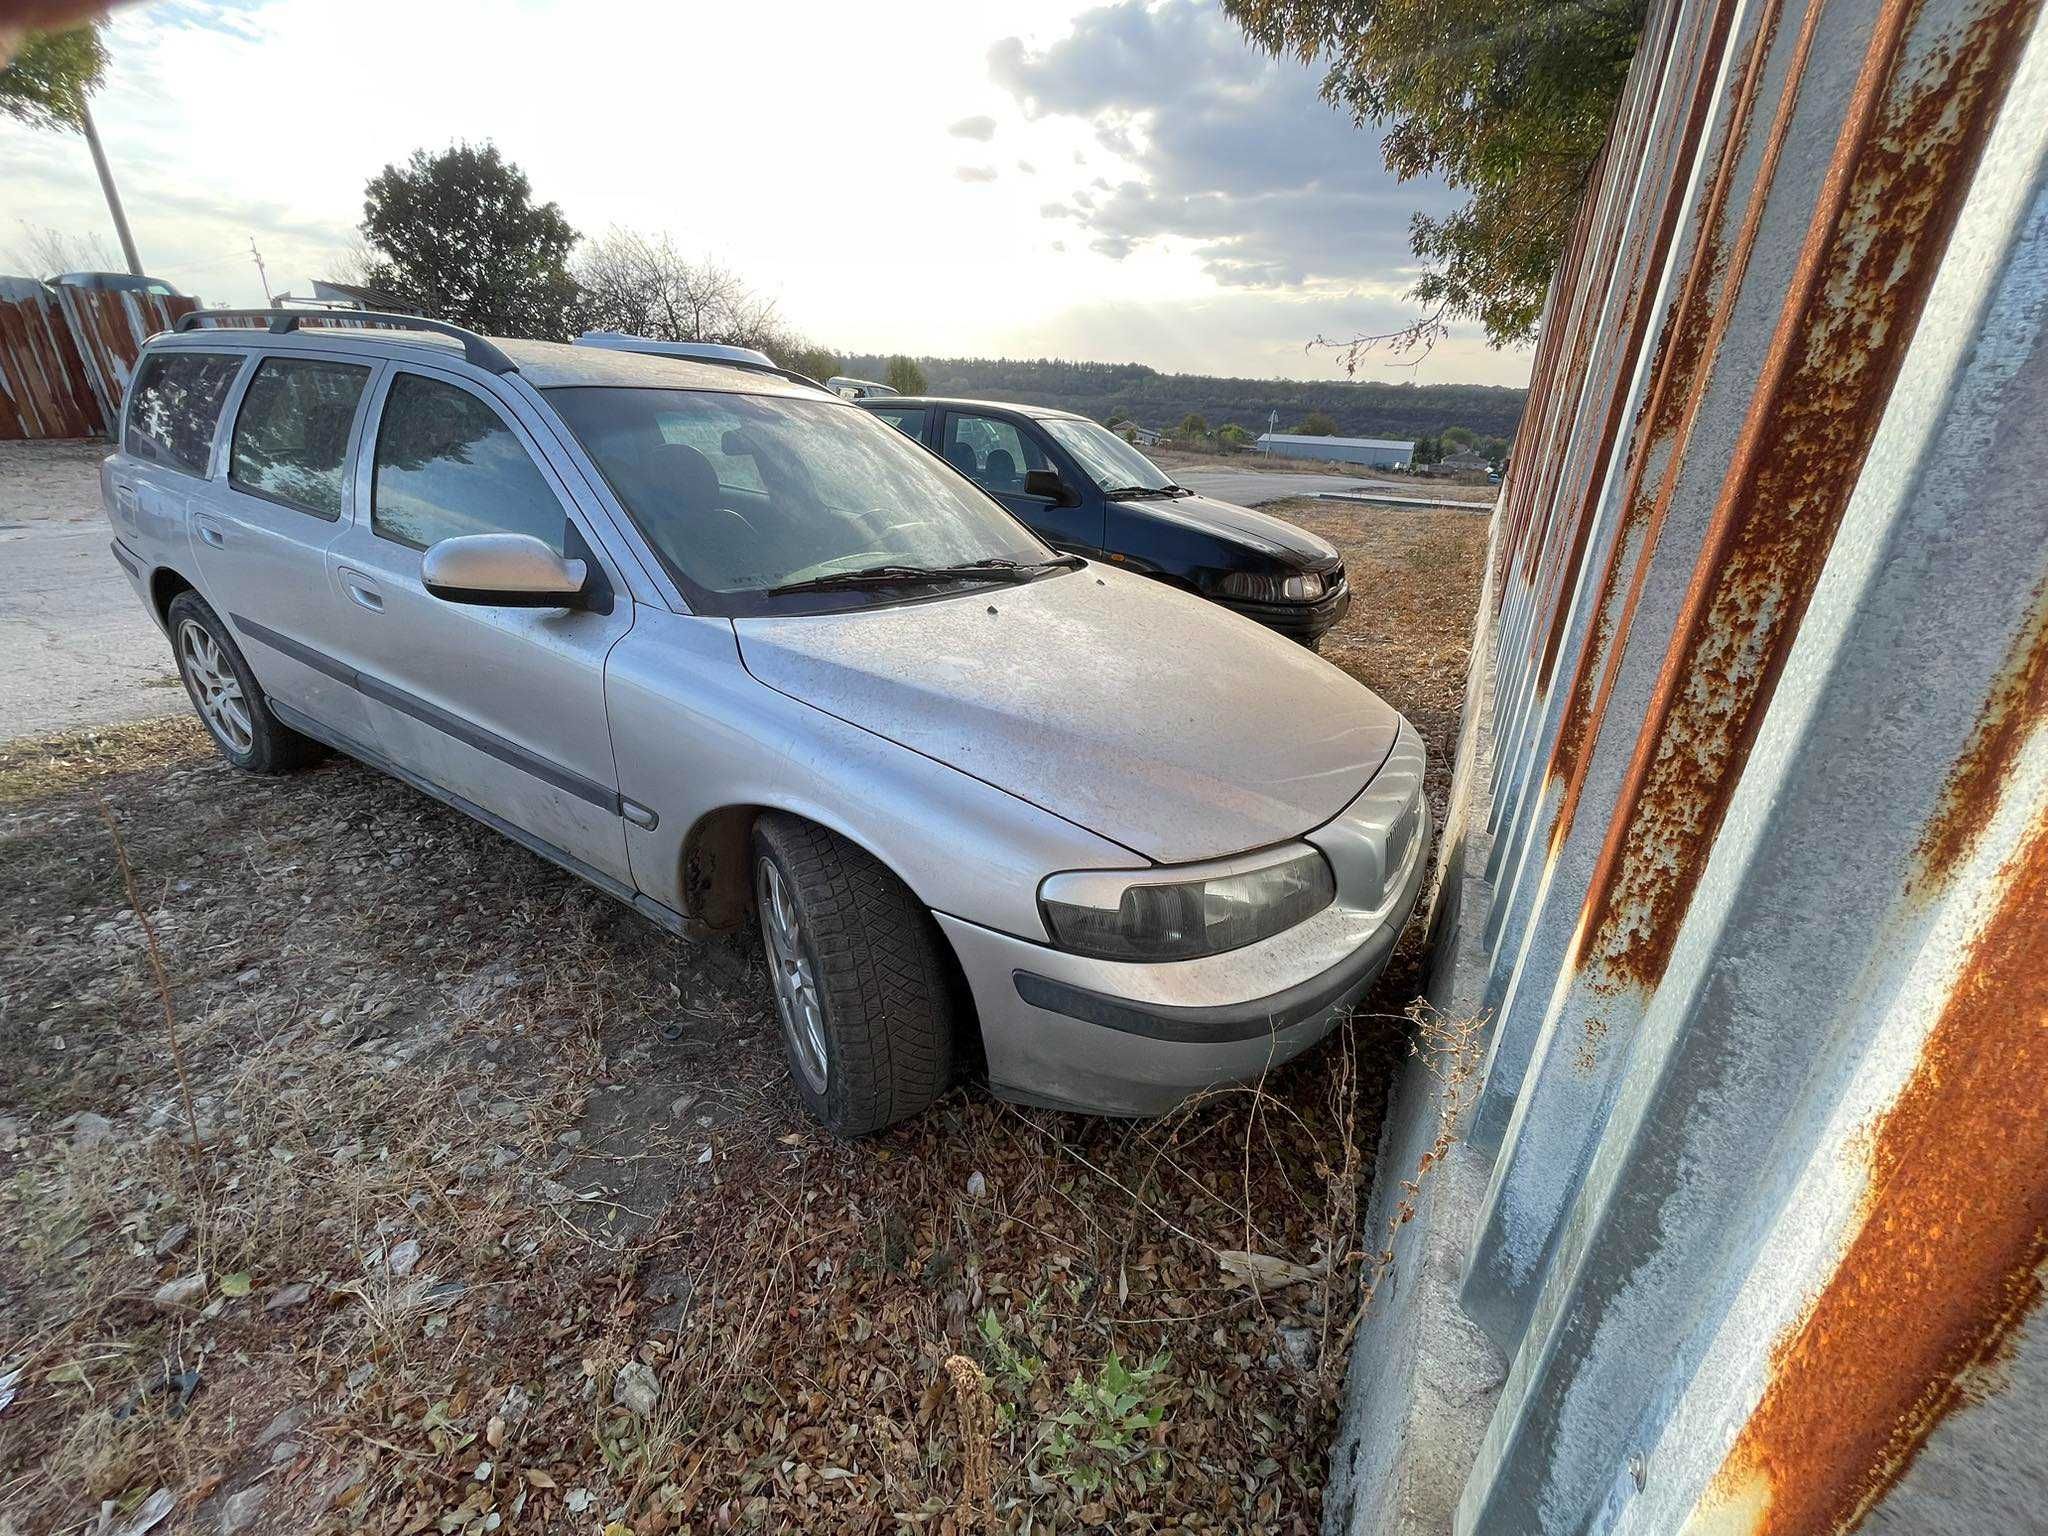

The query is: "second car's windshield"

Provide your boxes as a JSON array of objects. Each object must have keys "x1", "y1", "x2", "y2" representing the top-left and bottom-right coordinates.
[
  {"x1": 1044, "y1": 418, "x2": 1176, "y2": 493},
  {"x1": 546, "y1": 387, "x2": 1049, "y2": 607}
]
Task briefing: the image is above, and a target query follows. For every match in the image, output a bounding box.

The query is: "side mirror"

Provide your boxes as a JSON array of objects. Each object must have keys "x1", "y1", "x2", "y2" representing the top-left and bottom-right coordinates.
[
  {"x1": 1024, "y1": 468, "x2": 1073, "y2": 505},
  {"x1": 422, "y1": 533, "x2": 590, "y2": 609}
]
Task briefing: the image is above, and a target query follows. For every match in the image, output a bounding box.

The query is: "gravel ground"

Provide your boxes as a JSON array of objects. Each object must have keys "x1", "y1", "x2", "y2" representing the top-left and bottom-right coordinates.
[{"x1": 0, "y1": 500, "x2": 1489, "y2": 1534}]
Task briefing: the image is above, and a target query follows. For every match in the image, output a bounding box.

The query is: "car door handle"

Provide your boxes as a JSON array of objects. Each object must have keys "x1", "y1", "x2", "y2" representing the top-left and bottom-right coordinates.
[
  {"x1": 193, "y1": 515, "x2": 226, "y2": 548},
  {"x1": 337, "y1": 567, "x2": 384, "y2": 612}
]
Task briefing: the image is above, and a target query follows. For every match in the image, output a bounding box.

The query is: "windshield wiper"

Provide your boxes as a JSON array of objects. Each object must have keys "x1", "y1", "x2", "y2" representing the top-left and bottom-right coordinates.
[
  {"x1": 1104, "y1": 484, "x2": 1190, "y2": 499},
  {"x1": 765, "y1": 555, "x2": 1082, "y2": 597}
]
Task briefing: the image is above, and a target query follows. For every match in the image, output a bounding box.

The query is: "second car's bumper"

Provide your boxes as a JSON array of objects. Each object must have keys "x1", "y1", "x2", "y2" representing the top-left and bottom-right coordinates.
[
  {"x1": 1217, "y1": 581, "x2": 1353, "y2": 644},
  {"x1": 941, "y1": 719, "x2": 1430, "y2": 1116}
]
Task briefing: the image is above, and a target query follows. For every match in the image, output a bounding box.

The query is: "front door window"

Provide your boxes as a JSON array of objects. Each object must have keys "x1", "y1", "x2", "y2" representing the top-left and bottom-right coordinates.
[{"x1": 941, "y1": 413, "x2": 1052, "y2": 498}]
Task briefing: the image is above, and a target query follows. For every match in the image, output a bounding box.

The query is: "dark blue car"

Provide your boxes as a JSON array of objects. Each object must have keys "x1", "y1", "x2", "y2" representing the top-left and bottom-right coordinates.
[{"x1": 859, "y1": 397, "x2": 1352, "y2": 647}]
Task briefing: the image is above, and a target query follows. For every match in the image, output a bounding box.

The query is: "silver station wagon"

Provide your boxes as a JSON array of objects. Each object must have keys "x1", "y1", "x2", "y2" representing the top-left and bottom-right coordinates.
[{"x1": 102, "y1": 313, "x2": 1430, "y2": 1134}]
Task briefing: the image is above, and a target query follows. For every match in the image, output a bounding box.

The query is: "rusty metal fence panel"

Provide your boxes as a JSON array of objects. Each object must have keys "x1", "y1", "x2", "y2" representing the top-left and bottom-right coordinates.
[
  {"x1": 0, "y1": 277, "x2": 101, "y2": 440},
  {"x1": 51, "y1": 286, "x2": 199, "y2": 436},
  {"x1": 0, "y1": 279, "x2": 199, "y2": 440},
  {"x1": 1364, "y1": 0, "x2": 2048, "y2": 1529}
]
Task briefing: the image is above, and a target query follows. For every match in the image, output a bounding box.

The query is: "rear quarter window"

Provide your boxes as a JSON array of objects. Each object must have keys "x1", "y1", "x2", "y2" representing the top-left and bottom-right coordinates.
[{"x1": 125, "y1": 351, "x2": 243, "y2": 476}]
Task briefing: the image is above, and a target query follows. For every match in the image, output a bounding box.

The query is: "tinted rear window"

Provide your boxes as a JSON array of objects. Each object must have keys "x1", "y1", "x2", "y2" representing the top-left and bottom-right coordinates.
[
  {"x1": 229, "y1": 357, "x2": 371, "y2": 520},
  {"x1": 125, "y1": 351, "x2": 242, "y2": 476}
]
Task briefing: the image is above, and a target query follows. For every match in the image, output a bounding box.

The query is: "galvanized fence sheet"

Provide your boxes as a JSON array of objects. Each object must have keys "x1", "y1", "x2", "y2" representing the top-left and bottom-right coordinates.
[{"x1": 1419, "y1": 0, "x2": 2048, "y2": 1528}]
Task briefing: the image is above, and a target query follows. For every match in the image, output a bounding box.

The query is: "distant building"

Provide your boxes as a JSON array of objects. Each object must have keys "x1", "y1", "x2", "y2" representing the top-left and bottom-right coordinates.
[
  {"x1": 1123, "y1": 423, "x2": 1163, "y2": 446},
  {"x1": 307, "y1": 278, "x2": 419, "y2": 314},
  {"x1": 1258, "y1": 432, "x2": 1416, "y2": 470},
  {"x1": 1440, "y1": 450, "x2": 1493, "y2": 472}
]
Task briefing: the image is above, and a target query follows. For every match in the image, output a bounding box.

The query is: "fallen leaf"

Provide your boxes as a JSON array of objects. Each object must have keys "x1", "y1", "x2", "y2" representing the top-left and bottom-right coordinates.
[
  {"x1": 1214, "y1": 1249, "x2": 1326, "y2": 1294},
  {"x1": 219, "y1": 1273, "x2": 251, "y2": 1298}
]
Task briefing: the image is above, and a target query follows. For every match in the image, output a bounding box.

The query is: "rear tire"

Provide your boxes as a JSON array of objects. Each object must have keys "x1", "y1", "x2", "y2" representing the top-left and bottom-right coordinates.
[
  {"x1": 167, "y1": 592, "x2": 325, "y2": 775},
  {"x1": 752, "y1": 813, "x2": 955, "y2": 1135}
]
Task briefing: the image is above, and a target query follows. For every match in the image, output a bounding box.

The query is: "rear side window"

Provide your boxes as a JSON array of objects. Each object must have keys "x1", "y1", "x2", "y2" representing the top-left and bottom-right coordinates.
[
  {"x1": 125, "y1": 351, "x2": 242, "y2": 476},
  {"x1": 870, "y1": 406, "x2": 926, "y2": 439},
  {"x1": 370, "y1": 374, "x2": 566, "y2": 554},
  {"x1": 229, "y1": 357, "x2": 371, "y2": 520}
]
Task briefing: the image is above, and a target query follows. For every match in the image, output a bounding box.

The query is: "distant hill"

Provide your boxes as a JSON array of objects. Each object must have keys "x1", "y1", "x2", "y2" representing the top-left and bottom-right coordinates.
[{"x1": 833, "y1": 355, "x2": 1527, "y2": 443}]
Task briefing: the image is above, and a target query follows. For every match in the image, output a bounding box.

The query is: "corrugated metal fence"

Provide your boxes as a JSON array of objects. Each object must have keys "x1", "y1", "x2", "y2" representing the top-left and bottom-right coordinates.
[
  {"x1": 1367, "y1": 0, "x2": 2047, "y2": 1526},
  {"x1": 0, "y1": 279, "x2": 197, "y2": 440}
]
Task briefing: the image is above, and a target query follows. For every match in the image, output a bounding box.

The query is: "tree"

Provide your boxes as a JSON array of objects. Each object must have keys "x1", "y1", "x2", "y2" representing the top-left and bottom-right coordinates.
[
  {"x1": 0, "y1": 24, "x2": 103, "y2": 130},
  {"x1": 1226, "y1": 0, "x2": 1646, "y2": 348},
  {"x1": 1441, "y1": 425, "x2": 1477, "y2": 450},
  {"x1": 778, "y1": 340, "x2": 841, "y2": 383},
  {"x1": 1216, "y1": 423, "x2": 1253, "y2": 449},
  {"x1": 9, "y1": 220, "x2": 115, "y2": 278},
  {"x1": 1480, "y1": 435, "x2": 1511, "y2": 464},
  {"x1": 1415, "y1": 436, "x2": 1441, "y2": 465},
  {"x1": 359, "y1": 143, "x2": 581, "y2": 340},
  {"x1": 3, "y1": 22, "x2": 141, "y2": 275},
  {"x1": 574, "y1": 228, "x2": 786, "y2": 350},
  {"x1": 1178, "y1": 412, "x2": 1210, "y2": 440},
  {"x1": 1293, "y1": 410, "x2": 1339, "y2": 436},
  {"x1": 885, "y1": 356, "x2": 928, "y2": 395}
]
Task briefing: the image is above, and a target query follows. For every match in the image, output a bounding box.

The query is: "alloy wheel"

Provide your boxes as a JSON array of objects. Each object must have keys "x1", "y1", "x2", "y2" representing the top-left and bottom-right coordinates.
[
  {"x1": 758, "y1": 857, "x2": 829, "y2": 1095},
  {"x1": 177, "y1": 619, "x2": 253, "y2": 755}
]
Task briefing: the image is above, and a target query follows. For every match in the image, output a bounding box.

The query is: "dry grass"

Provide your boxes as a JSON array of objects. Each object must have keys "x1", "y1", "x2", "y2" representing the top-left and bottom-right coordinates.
[{"x1": 0, "y1": 506, "x2": 1489, "y2": 1535}]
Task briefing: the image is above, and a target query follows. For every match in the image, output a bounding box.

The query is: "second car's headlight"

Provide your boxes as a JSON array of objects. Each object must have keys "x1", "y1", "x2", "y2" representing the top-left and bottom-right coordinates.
[
  {"x1": 1039, "y1": 847, "x2": 1336, "y2": 961},
  {"x1": 1217, "y1": 570, "x2": 1325, "y2": 602}
]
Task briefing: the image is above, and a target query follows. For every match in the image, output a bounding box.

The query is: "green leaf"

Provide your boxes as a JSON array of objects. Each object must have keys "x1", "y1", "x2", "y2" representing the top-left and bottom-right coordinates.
[{"x1": 219, "y1": 1273, "x2": 252, "y2": 1297}]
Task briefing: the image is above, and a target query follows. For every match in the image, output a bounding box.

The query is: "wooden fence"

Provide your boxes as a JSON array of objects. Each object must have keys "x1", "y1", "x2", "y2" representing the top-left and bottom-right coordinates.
[{"x1": 0, "y1": 278, "x2": 198, "y2": 441}]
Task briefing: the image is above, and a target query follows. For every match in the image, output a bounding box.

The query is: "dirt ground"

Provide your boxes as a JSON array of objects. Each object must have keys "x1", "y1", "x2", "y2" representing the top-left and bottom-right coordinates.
[{"x1": 0, "y1": 503, "x2": 1489, "y2": 1535}]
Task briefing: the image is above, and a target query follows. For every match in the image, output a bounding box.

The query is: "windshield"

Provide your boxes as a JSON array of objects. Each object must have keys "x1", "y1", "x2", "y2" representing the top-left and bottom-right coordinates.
[
  {"x1": 546, "y1": 387, "x2": 1049, "y2": 610},
  {"x1": 1043, "y1": 418, "x2": 1175, "y2": 493}
]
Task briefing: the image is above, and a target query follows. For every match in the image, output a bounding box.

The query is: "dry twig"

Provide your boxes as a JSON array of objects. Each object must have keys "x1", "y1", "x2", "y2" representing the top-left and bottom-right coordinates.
[{"x1": 96, "y1": 796, "x2": 202, "y2": 1151}]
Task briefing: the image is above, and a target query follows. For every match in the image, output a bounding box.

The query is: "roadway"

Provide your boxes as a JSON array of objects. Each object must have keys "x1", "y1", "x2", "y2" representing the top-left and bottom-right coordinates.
[{"x1": 1, "y1": 440, "x2": 176, "y2": 743}]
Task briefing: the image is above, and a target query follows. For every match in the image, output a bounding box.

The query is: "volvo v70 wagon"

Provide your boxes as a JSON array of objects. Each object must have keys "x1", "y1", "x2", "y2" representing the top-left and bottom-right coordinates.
[{"x1": 102, "y1": 313, "x2": 1431, "y2": 1134}]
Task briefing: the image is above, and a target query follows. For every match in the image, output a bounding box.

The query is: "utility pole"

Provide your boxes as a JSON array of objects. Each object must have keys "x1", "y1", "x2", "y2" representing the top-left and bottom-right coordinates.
[
  {"x1": 248, "y1": 238, "x2": 274, "y2": 306},
  {"x1": 76, "y1": 97, "x2": 142, "y2": 276}
]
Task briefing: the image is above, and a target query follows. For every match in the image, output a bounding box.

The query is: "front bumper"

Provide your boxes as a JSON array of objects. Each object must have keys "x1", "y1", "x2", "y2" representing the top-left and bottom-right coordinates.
[
  {"x1": 1217, "y1": 581, "x2": 1352, "y2": 644},
  {"x1": 942, "y1": 719, "x2": 1431, "y2": 1116}
]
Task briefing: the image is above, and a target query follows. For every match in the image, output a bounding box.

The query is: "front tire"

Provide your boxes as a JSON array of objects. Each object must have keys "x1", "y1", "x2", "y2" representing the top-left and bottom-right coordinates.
[
  {"x1": 167, "y1": 592, "x2": 324, "y2": 775},
  {"x1": 752, "y1": 814, "x2": 955, "y2": 1135}
]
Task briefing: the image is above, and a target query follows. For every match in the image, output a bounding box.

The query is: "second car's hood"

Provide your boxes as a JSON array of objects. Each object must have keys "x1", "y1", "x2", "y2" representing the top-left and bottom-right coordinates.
[
  {"x1": 733, "y1": 565, "x2": 1399, "y2": 864},
  {"x1": 1118, "y1": 492, "x2": 1342, "y2": 569}
]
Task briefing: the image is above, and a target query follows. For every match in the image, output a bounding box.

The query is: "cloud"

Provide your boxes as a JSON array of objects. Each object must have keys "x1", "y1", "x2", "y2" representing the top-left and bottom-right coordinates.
[
  {"x1": 989, "y1": 0, "x2": 1457, "y2": 290},
  {"x1": 1016, "y1": 159, "x2": 1037, "y2": 174},
  {"x1": 955, "y1": 165, "x2": 999, "y2": 183},
  {"x1": 948, "y1": 114, "x2": 997, "y2": 141}
]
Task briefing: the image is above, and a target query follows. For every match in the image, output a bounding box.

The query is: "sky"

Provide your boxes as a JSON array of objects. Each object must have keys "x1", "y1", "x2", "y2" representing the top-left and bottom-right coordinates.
[{"x1": 0, "y1": 0, "x2": 1534, "y2": 387}]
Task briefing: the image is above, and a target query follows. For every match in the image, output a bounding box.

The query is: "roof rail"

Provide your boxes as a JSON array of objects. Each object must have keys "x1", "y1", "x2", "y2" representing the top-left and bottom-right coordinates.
[{"x1": 172, "y1": 308, "x2": 518, "y2": 375}]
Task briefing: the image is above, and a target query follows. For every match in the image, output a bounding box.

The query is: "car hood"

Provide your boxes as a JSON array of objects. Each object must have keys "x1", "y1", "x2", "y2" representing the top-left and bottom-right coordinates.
[
  {"x1": 733, "y1": 565, "x2": 1399, "y2": 864},
  {"x1": 1116, "y1": 492, "x2": 1342, "y2": 569}
]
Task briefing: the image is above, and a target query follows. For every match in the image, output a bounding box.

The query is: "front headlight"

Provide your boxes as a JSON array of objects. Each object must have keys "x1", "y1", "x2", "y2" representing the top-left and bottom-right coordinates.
[
  {"x1": 1039, "y1": 846, "x2": 1336, "y2": 961},
  {"x1": 1217, "y1": 570, "x2": 1325, "y2": 602}
]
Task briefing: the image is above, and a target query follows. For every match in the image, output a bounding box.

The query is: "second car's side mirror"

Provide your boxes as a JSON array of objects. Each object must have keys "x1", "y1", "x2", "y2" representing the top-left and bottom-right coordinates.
[
  {"x1": 1024, "y1": 469, "x2": 1074, "y2": 505},
  {"x1": 422, "y1": 533, "x2": 590, "y2": 609}
]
